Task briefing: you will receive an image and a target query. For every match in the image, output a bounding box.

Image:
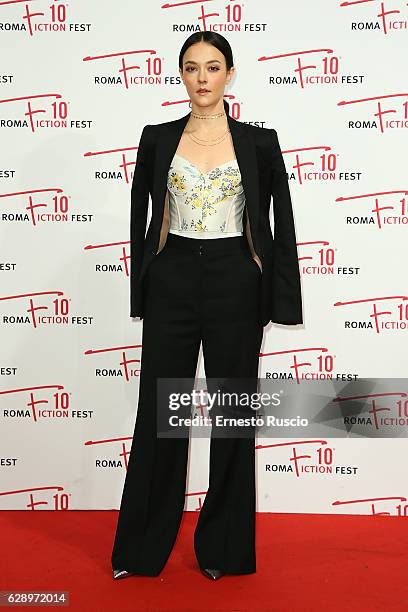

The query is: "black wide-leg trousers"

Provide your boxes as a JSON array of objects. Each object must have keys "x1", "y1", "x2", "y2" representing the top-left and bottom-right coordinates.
[{"x1": 111, "y1": 232, "x2": 264, "y2": 576}]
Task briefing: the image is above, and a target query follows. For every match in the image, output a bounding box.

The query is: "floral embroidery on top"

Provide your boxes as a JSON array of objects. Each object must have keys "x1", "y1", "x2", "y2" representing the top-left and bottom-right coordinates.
[{"x1": 167, "y1": 154, "x2": 245, "y2": 234}]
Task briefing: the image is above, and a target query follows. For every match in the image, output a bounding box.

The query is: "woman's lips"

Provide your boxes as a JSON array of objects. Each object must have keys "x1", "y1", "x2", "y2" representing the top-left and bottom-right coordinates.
[{"x1": 197, "y1": 90, "x2": 210, "y2": 95}]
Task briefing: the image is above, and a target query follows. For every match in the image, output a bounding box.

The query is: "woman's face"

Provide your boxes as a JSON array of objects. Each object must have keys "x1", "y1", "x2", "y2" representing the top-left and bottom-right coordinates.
[{"x1": 180, "y1": 41, "x2": 234, "y2": 110}]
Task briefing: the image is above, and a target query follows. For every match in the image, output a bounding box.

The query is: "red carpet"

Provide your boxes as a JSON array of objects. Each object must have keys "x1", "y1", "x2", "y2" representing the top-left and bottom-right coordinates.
[{"x1": 1, "y1": 510, "x2": 407, "y2": 611}]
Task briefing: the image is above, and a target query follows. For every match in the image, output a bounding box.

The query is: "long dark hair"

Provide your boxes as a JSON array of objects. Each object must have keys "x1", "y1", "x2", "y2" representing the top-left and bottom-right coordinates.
[{"x1": 178, "y1": 31, "x2": 234, "y2": 116}]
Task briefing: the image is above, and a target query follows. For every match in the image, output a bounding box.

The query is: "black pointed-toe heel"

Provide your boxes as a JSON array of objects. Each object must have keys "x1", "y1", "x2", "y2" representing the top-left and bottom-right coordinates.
[
  {"x1": 200, "y1": 568, "x2": 225, "y2": 580},
  {"x1": 112, "y1": 569, "x2": 135, "y2": 580}
]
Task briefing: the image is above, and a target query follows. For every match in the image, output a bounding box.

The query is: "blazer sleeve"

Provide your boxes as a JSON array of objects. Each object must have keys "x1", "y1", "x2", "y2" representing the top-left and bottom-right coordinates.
[
  {"x1": 130, "y1": 124, "x2": 151, "y2": 318},
  {"x1": 269, "y1": 128, "x2": 303, "y2": 325}
]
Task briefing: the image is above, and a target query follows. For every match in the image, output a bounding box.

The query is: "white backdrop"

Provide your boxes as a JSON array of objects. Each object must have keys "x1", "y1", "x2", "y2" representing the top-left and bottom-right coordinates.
[{"x1": 1, "y1": 1, "x2": 407, "y2": 515}]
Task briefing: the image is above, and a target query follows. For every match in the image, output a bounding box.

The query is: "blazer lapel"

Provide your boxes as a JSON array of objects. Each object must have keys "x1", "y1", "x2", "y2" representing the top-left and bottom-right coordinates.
[{"x1": 152, "y1": 109, "x2": 260, "y2": 253}]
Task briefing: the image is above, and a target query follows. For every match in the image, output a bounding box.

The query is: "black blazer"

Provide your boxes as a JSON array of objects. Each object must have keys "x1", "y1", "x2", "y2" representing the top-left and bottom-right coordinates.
[{"x1": 130, "y1": 108, "x2": 303, "y2": 327}]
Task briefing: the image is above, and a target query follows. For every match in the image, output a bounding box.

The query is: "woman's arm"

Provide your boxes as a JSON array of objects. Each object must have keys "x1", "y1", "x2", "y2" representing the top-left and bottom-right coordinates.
[
  {"x1": 130, "y1": 124, "x2": 151, "y2": 318},
  {"x1": 269, "y1": 128, "x2": 303, "y2": 325}
]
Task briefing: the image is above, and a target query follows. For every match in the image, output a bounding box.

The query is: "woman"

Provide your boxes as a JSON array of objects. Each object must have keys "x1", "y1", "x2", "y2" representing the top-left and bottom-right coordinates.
[{"x1": 111, "y1": 31, "x2": 303, "y2": 581}]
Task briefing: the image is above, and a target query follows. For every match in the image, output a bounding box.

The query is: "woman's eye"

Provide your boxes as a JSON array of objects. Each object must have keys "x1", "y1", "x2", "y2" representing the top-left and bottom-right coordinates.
[{"x1": 185, "y1": 66, "x2": 220, "y2": 72}]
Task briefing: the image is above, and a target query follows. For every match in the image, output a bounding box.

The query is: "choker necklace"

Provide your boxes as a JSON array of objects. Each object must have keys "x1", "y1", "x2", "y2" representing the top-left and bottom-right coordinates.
[{"x1": 190, "y1": 111, "x2": 226, "y2": 119}]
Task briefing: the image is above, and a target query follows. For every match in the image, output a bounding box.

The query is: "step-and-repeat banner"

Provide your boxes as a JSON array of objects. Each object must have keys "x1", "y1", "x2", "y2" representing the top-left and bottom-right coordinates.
[{"x1": 1, "y1": 2, "x2": 407, "y2": 514}]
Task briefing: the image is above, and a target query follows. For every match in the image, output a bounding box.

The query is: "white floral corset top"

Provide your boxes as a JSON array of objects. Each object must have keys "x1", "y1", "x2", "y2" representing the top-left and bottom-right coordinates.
[{"x1": 166, "y1": 153, "x2": 246, "y2": 238}]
